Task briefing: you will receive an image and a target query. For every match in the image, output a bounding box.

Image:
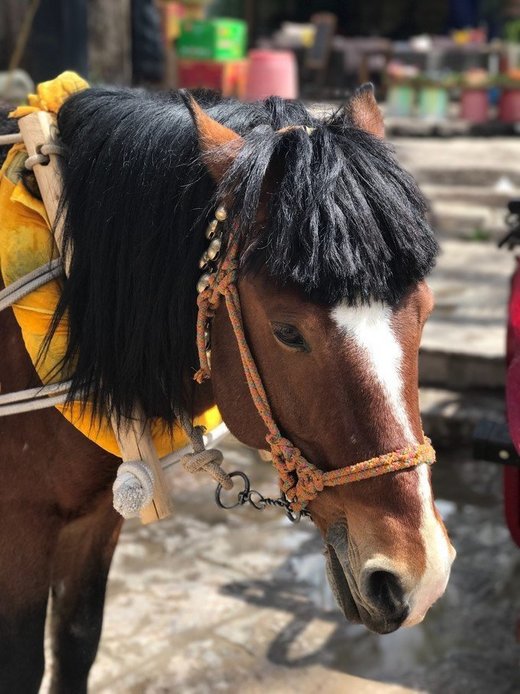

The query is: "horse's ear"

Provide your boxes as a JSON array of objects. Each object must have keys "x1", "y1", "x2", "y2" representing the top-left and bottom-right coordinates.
[
  {"x1": 180, "y1": 90, "x2": 244, "y2": 181},
  {"x1": 346, "y1": 83, "x2": 385, "y2": 139}
]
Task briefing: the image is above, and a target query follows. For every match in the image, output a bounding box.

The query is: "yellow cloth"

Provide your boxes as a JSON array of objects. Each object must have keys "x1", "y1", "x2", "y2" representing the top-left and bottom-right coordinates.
[{"x1": 1, "y1": 72, "x2": 222, "y2": 457}]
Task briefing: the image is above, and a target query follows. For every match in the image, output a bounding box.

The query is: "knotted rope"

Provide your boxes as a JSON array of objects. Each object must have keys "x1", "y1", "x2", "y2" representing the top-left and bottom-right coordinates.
[
  {"x1": 113, "y1": 460, "x2": 155, "y2": 518},
  {"x1": 177, "y1": 410, "x2": 233, "y2": 490},
  {"x1": 25, "y1": 142, "x2": 67, "y2": 170},
  {"x1": 195, "y1": 241, "x2": 436, "y2": 512}
]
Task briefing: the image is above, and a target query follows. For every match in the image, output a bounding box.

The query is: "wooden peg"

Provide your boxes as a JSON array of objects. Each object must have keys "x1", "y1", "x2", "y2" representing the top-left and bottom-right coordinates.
[
  {"x1": 113, "y1": 409, "x2": 174, "y2": 524},
  {"x1": 18, "y1": 111, "x2": 66, "y2": 250}
]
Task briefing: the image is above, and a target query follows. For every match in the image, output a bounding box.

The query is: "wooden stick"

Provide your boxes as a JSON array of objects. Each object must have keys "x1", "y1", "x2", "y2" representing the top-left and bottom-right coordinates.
[
  {"x1": 18, "y1": 111, "x2": 65, "y2": 248},
  {"x1": 113, "y1": 408, "x2": 174, "y2": 523},
  {"x1": 17, "y1": 110, "x2": 174, "y2": 523}
]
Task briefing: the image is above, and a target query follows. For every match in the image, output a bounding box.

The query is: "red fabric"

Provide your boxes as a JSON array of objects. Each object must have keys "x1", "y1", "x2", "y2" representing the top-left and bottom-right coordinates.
[{"x1": 505, "y1": 258, "x2": 520, "y2": 547}]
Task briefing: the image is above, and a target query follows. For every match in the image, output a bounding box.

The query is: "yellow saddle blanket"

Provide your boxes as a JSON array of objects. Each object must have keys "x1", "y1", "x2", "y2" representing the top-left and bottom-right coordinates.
[{"x1": 0, "y1": 72, "x2": 221, "y2": 457}]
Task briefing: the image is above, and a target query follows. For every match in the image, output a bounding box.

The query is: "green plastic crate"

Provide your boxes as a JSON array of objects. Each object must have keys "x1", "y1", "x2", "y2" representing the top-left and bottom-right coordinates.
[{"x1": 178, "y1": 18, "x2": 247, "y2": 61}]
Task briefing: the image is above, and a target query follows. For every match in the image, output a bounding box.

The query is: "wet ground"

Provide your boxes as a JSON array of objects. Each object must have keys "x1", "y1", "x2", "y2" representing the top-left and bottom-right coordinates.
[{"x1": 42, "y1": 436, "x2": 520, "y2": 694}]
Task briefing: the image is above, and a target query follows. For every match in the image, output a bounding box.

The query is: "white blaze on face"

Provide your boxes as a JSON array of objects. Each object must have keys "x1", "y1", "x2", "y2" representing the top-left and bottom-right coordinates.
[
  {"x1": 331, "y1": 301, "x2": 455, "y2": 623},
  {"x1": 404, "y1": 464, "x2": 455, "y2": 626},
  {"x1": 331, "y1": 301, "x2": 415, "y2": 444}
]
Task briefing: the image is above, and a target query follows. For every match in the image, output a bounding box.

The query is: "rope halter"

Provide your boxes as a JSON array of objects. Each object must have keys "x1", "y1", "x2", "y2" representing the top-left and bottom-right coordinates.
[{"x1": 193, "y1": 206, "x2": 436, "y2": 513}]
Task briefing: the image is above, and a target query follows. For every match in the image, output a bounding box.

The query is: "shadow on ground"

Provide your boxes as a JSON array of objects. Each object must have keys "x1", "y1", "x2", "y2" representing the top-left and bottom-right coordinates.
[{"x1": 217, "y1": 447, "x2": 519, "y2": 694}]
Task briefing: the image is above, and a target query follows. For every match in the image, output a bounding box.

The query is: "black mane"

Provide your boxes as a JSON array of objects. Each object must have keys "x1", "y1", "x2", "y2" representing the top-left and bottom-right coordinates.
[{"x1": 47, "y1": 86, "x2": 437, "y2": 423}]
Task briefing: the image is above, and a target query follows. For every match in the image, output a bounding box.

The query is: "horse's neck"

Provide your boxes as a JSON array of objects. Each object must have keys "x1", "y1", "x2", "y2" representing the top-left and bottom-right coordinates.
[{"x1": 190, "y1": 377, "x2": 215, "y2": 419}]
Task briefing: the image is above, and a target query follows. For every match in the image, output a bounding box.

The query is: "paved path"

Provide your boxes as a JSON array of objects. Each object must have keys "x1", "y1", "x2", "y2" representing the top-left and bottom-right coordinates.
[{"x1": 42, "y1": 439, "x2": 519, "y2": 694}]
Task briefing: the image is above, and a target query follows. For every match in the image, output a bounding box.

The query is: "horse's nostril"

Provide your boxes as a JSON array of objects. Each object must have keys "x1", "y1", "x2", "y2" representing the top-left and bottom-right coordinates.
[{"x1": 364, "y1": 569, "x2": 407, "y2": 618}]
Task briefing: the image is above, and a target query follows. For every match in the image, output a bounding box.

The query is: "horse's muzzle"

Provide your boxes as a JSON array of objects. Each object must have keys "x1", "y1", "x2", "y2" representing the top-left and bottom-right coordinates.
[{"x1": 325, "y1": 541, "x2": 410, "y2": 635}]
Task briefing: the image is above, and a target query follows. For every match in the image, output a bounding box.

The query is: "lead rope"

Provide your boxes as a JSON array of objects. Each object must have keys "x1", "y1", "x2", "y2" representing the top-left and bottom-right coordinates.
[{"x1": 177, "y1": 410, "x2": 233, "y2": 490}]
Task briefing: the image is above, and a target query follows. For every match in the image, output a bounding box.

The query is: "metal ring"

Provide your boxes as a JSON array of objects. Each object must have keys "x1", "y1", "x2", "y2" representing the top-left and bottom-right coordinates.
[
  {"x1": 247, "y1": 490, "x2": 267, "y2": 510},
  {"x1": 285, "y1": 508, "x2": 302, "y2": 523},
  {"x1": 215, "y1": 470, "x2": 250, "y2": 509}
]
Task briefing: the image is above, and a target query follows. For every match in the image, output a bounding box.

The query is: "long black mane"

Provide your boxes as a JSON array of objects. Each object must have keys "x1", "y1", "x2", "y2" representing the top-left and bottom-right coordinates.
[{"x1": 46, "y1": 87, "x2": 437, "y2": 423}]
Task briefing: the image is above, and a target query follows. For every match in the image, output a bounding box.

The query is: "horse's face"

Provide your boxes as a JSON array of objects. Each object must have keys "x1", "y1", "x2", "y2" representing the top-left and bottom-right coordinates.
[
  {"x1": 211, "y1": 272, "x2": 455, "y2": 634},
  {"x1": 186, "y1": 87, "x2": 454, "y2": 634}
]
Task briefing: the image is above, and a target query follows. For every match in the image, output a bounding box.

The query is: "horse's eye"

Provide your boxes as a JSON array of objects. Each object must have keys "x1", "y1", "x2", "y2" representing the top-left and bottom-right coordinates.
[{"x1": 271, "y1": 323, "x2": 309, "y2": 352}]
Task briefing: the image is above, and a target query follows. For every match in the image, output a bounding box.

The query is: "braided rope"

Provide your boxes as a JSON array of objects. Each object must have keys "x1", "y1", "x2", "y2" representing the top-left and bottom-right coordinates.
[{"x1": 194, "y1": 242, "x2": 436, "y2": 512}]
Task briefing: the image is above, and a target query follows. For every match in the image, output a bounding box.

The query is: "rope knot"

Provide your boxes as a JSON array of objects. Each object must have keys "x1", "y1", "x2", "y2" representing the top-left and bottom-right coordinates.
[
  {"x1": 112, "y1": 460, "x2": 155, "y2": 519},
  {"x1": 178, "y1": 412, "x2": 233, "y2": 490},
  {"x1": 266, "y1": 434, "x2": 300, "y2": 464},
  {"x1": 265, "y1": 433, "x2": 322, "y2": 506},
  {"x1": 294, "y1": 462, "x2": 324, "y2": 501}
]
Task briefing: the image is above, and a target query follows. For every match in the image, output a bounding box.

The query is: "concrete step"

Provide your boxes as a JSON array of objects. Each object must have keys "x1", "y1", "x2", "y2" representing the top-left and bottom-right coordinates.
[
  {"x1": 428, "y1": 200, "x2": 506, "y2": 239},
  {"x1": 420, "y1": 348, "x2": 505, "y2": 390},
  {"x1": 416, "y1": 168, "x2": 520, "y2": 188},
  {"x1": 420, "y1": 386, "x2": 505, "y2": 447},
  {"x1": 386, "y1": 116, "x2": 470, "y2": 138},
  {"x1": 422, "y1": 184, "x2": 519, "y2": 210},
  {"x1": 419, "y1": 239, "x2": 514, "y2": 390},
  {"x1": 393, "y1": 137, "x2": 520, "y2": 188}
]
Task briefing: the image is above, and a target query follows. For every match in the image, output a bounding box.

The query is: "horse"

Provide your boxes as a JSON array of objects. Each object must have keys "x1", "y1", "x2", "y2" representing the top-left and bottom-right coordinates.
[{"x1": 0, "y1": 84, "x2": 456, "y2": 693}]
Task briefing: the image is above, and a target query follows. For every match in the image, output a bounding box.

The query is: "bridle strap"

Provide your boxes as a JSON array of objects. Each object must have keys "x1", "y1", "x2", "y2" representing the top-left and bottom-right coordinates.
[{"x1": 195, "y1": 242, "x2": 435, "y2": 512}]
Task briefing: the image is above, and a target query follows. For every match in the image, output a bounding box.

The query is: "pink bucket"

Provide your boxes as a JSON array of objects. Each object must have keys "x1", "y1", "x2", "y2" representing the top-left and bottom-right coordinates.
[
  {"x1": 460, "y1": 89, "x2": 489, "y2": 124},
  {"x1": 245, "y1": 49, "x2": 298, "y2": 101}
]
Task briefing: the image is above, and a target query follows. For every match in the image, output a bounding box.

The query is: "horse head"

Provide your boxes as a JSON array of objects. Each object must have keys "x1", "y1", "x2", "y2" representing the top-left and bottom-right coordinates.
[
  {"x1": 187, "y1": 88, "x2": 455, "y2": 634},
  {"x1": 54, "y1": 84, "x2": 455, "y2": 635}
]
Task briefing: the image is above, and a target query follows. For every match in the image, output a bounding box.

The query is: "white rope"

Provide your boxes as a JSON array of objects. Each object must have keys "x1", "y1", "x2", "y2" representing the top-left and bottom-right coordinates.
[
  {"x1": 0, "y1": 389, "x2": 70, "y2": 415},
  {"x1": 24, "y1": 152, "x2": 47, "y2": 169},
  {"x1": 111, "y1": 416, "x2": 231, "y2": 519},
  {"x1": 41, "y1": 143, "x2": 66, "y2": 157},
  {"x1": 0, "y1": 133, "x2": 23, "y2": 145},
  {"x1": 0, "y1": 259, "x2": 62, "y2": 312},
  {"x1": 160, "y1": 422, "x2": 229, "y2": 470},
  {"x1": 112, "y1": 461, "x2": 155, "y2": 519},
  {"x1": 0, "y1": 379, "x2": 70, "y2": 405},
  {"x1": 25, "y1": 142, "x2": 67, "y2": 170}
]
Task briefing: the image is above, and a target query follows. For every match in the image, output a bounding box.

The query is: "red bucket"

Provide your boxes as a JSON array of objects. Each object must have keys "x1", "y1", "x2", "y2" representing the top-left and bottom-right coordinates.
[
  {"x1": 460, "y1": 89, "x2": 489, "y2": 124},
  {"x1": 499, "y1": 89, "x2": 520, "y2": 123},
  {"x1": 245, "y1": 49, "x2": 298, "y2": 101}
]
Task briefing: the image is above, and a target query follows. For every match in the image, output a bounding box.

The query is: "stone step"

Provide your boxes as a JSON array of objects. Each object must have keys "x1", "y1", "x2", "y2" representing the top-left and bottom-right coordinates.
[
  {"x1": 393, "y1": 137, "x2": 520, "y2": 189},
  {"x1": 381, "y1": 126, "x2": 520, "y2": 191},
  {"x1": 386, "y1": 116, "x2": 470, "y2": 138},
  {"x1": 386, "y1": 115, "x2": 520, "y2": 139},
  {"x1": 422, "y1": 183, "x2": 519, "y2": 210},
  {"x1": 416, "y1": 168, "x2": 520, "y2": 188},
  {"x1": 428, "y1": 201, "x2": 506, "y2": 239},
  {"x1": 420, "y1": 348, "x2": 505, "y2": 390},
  {"x1": 420, "y1": 386, "x2": 505, "y2": 447},
  {"x1": 419, "y1": 238, "x2": 514, "y2": 390}
]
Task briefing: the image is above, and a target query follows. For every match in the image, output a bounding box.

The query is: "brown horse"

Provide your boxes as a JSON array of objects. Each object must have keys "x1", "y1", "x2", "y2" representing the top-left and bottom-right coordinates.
[{"x1": 0, "y1": 86, "x2": 455, "y2": 693}]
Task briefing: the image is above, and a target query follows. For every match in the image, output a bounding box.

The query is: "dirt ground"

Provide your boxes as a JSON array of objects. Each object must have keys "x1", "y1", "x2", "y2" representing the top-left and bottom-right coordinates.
[{"x1": 42, "y1": 438, "x2": 519, "y2": 694}]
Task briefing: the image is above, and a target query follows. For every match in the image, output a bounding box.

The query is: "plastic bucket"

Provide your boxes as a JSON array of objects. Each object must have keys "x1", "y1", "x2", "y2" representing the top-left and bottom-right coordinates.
[
  {"x1": 245, "y1": 49, "x2": 298, "y2": 101},
  {"x1": 499, "y1": 89, "x2": 520, "y2": 123},
  {"x1": 460, "y1": 89, "x2": 489, "y2": 124},
  {"x1": 418, "y1": 86, "x2": 449, "y2": 119},
  {"x1": 386, "y1": 84, "x2": 415, "y2": 117}
]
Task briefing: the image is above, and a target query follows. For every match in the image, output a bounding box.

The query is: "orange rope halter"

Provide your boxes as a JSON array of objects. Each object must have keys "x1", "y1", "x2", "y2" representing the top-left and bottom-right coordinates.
[{"x1": 194, "y1": 239, "x2": 435, "y2": 512}]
